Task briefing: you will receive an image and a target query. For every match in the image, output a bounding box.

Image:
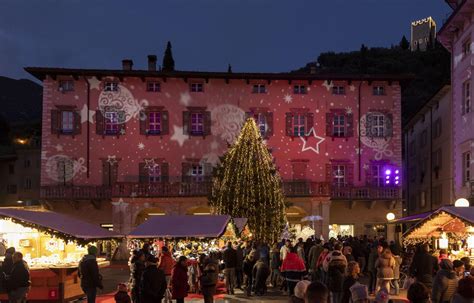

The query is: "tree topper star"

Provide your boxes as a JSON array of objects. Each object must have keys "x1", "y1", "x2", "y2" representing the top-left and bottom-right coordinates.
[{"x1": 300, "y1": 127, "x2": 325, "y2": 154}]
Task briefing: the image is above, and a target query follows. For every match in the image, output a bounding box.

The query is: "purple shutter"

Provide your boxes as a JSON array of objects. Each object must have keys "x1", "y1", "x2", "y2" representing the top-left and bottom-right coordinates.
[
  {"x1": 183, "y1": 111, "x2": 190, "y2": 135},
  {"x1": 73, "y1": 111, "x2": 81, "y2": 135},
  {"x1": 96, "y1": 110, "x2": 104, "y2": 135},
  {"x1": 203, "y1": 111, "x2": 212, "y2": 136},
  {"x1": 139, "y1": 110, "x2": 147, "y2": 135},
  {"x1": 306, "y1": 113, "x2": 314, "y2": 136},
  {"x1": 285, "y1": 112, "x2": 293, "y2": 137},
  {"x1": 265, "y1": 112, "x2": 273, "y2": 138},
  {"x1": 346, "y1": 113, "x2": 354, "y2": 137},
  {"x1": 326, "y1": 113, "x2": 334, "y2": 137},
  {"x1": 51, "y1": 110, "x2": 60, "y2": 134},
  {"x1": 161, "y1": 111, "x2": 169, "y2": 135},
  {"x1": 138, "y1": 162, "x2": 147, "y2": 183}
]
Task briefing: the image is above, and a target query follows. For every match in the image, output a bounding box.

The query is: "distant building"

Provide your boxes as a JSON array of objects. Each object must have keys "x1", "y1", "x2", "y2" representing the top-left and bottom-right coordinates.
[
  {"x1": 411, "y1": 17, "x2": 436, "y2": 51},
  {"x1": 403, "y1": 85, "x2": 452, "y2": 216}
]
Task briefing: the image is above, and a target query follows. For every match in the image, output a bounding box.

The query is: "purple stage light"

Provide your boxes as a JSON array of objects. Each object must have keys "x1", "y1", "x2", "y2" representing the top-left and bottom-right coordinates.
[
  {"x1": 395, "y1": 181, "x2": 399, "y2": 185},
  {"x1": 395, "y1": 170, "x2": 399, "y2": 174},
  {"x1": 385, "y1": 169, "x2": 391, "y2": 175},
  {"x1": 395, "y1": 176, "x2": 399, "y2": 180},
  {"x1": 385, "y1": 180, "x2": 390, "y2": 184}
]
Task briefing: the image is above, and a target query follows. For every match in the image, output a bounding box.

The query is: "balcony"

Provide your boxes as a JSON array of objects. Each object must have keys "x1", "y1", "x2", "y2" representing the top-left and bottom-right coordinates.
[{"x1": 40, "y1": 179, "x2": 398, "y2": 200}]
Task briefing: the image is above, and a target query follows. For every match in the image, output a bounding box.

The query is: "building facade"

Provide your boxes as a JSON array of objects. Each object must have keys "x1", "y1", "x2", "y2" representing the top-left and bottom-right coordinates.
[
  {"x1": 26, "y1": 59, "x2": 404, "y2": 237},
  {"x1": 438, "y1": 0, "x2": 474, "y2": 204},
  {"x1": 403, "y1": 85, "x2": 452, "y2": 215},
  {"x1": 411, "y1": 17, "x2": 437, "y2": 51}
]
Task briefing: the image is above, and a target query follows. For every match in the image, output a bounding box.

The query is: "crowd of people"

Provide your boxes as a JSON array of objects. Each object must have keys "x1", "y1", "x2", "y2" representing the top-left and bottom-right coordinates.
[{"x1": 0, "y1": 247, "x2": 31, "y2": 303}]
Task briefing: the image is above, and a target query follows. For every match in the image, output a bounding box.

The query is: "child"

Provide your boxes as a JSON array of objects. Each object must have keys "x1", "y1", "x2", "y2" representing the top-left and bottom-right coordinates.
[{"x1": 114, "y1": 283, "x2": 131, "y2": 303}]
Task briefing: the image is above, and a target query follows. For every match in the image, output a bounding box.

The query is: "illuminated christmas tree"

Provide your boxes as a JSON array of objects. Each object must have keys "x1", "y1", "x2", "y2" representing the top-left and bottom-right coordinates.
[{"x1": 209, "y1": 118, "x2": 286, "y2": 243}]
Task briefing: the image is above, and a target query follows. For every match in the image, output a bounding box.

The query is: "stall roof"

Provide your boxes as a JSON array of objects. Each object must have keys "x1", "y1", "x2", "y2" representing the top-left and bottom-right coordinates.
[
  {"x1": 403, "y1": 206, "x2": 474, "y2": 242},
  {"x1": 128, "y1": 215, "x2": 232, "y2": 238},
  {"x1": 392, "y1": 211, "x2": 433, "y2": 223},
  {"x1": 233, "y1": 218, "x2": 248, "y2": 233},
  {"x1": 0, "y1": 208, "x2": 121, "y2": 241}
]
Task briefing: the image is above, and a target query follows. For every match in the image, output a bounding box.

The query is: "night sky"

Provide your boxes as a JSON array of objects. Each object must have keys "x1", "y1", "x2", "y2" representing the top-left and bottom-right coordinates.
[{"x1": 1, "y1": 0, "x2": 450, "y2": 81}]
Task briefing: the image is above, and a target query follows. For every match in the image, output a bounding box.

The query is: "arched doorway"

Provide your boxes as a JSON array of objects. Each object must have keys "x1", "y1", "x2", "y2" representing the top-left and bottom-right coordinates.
[
  {"x1": 286, "y1": 206, "x2": 308, "y2": 225},
  {"x1": 135, "y1": 207, "x2": 166, "y2": 226},
  {"x1": 186, "y1": 206, "x2": 212, "y2": 215}
]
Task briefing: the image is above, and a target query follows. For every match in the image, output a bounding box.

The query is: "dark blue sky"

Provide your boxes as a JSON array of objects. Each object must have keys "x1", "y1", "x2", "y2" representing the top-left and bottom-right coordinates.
[{"x1": 0, "y1": 0, "x2": 451, "y2": 80}]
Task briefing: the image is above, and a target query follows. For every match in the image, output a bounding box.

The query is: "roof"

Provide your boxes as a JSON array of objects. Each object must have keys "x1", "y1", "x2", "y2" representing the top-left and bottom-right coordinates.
[
  {"x1": 233, "y1": 218, "x2": 248, "y2": 233},
  {"x1": 128, "y1": 215, "x2": 232, "y2": 239},
  {"x1": 438, "y1": 0, "x2": 473, "y2": 50},
  {"x1": 0, "y1": 208, "x2": 121, "y2": 242},
  {"x1": 24, "y1": 67, "x2": 413, "y2": 83},
  {"x1": 392, "y1": 210, "x2": 433, "y2": 223}
]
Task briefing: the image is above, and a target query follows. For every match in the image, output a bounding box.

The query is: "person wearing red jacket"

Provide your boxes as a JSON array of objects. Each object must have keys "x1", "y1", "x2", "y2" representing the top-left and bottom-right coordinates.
[
  {"x1": 281, "y1": 246, "x2": 306, "y2": 296},
  {"x1": 171, "y1": 256, "x2": 189, "y2": 303}
]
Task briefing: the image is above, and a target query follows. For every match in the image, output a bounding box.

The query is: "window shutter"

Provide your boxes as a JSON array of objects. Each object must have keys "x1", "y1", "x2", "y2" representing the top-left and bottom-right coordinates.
[
  {"x1": 265, "y1": 112, "x2": 273, "y2": 138},
  {"x1": 73, "y1": 111, "x2": 81, "y2": 135},
  {"x1": 347, "y1": 163, "x2": 354, "y2": 185},
  {"x1": 285, "y1": 112, "x2": 293, "y2": 137},
  {"x1": 51, "y1": 110, "x2": 60, "y2": 134},
  {"x1": 139, "y1": 111, "x2": 147, "y2": 135},
  {"x1": 326, "y1": 113, "x2": 334, "y2": 136},
  {"x1": 306, "y1": 113, "x2": 314, "y2": 136},
  {"x1": 182, "y1": 162, "x2": 192, "y2": 182},
  {"x1": 325, "y1": 164, "x2": 332, "y2": 183},
  {"x1": 346, "y1": 113, "x2": 354, "y2": 137},
  {"x1": 183, "y1": 111, "x2": 190, "y2": 135},
  {"x1": 365, "y1": 113, "x2": 373, "y2": 137},
  {"x1": 203, "y1": 111, "x2": 212, "y2": 136},
  {"x1": 96, "y1": 110, "x2": 104, "y2": 135},
  {"x1": 118, "y1": 111, "x2": 126, "y2": 136},
  {"x1": 161, "y1": 162, "x2": 169, "y2": 182},
  {"x1": 138, "y1": 162, "x2": 147, "y2": 183},
  {"x1": 385, "y1": 113, "x2": 393, "y2": 138},
  {"x1": 161, "y1": 111, "x2": 169, "y2": 135}
]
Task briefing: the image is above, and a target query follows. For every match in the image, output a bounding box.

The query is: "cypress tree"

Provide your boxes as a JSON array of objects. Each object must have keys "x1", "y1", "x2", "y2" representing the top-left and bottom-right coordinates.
[
  {"x1": 399, "y1": 35, "x2": 410, "y2": 50},
  {"x1": 209, "y1": 118, "x2": 286, "y2": 243},
  {"x1": 162, "y1": 41, "x2": 175, "y2": 72}
]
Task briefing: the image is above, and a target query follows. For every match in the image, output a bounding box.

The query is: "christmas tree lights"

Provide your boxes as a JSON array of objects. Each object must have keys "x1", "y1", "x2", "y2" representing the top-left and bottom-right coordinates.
[{"x1": 209, "y1": 118, "x2": 286, "y2": 243}]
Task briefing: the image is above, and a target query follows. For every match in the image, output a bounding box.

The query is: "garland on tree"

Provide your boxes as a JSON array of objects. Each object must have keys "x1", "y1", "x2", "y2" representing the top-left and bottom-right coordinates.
[{"x1": 209, "y1": 118, "x2": 286, "y2": 243}]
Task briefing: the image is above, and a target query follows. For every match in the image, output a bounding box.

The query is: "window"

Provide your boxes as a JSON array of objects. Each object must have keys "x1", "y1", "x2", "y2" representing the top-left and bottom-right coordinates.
[
  {"x1": 463, "y1": 152, "x2": 471, "y2": 183},
  {"x1": 372, "y1": 114, "x2": 385, "y2": 137},
  {"x1": 433, "y1": 118, "x2": 442, "y2": 139},
  {"x1": 252, "y1": 84, "x2": 266, "y2": 94},
  {"x1": 256, "y1": 113, "x2": 267, "y2": 137},
  {"x1": 8, "y1": 164, "x2": 14, "y2": 175},
  {"x1": 333, "y1": 114, "x2": 346, "y2": 137},
  {"x1": 462, "y1": 39, "x2": 471, "y2": 58},
  {"x1": 105, "y1": 111, "x2": 120, "y2": 135},
  {"x1": 371, "y1": 164, "x2": 384, "y2": 187},
  {"x1": 24, "y1": 159, "x2": 31, "y2": 169},
  {"x1": 293, "y1": 85, "x2": 307, "y2": 94},
  {"x1": 148, "y1": 165, "x2": 161, "y2": 183},
  {"x1": 293, "y1": 114, "x2": 306, "y2": 137},
  {"x1": 104, "y1": 82, "x2": 118, "y2": 92},
  {"x1": 61, "y1": 111, "x2": 74, "y2": 134},
  {"x1": 190, "y1": 83, "x2": 203, "y2": 93},
  {"x1": 332, "y1": 86, "x2": 345, "y2": 95},
  {"x1": 332, "y1": 165, "x2": 346, "y2": 187},
  {"x1": 148, "y1": 112, "x2": 161, "y2": 134},
  {"x1": 373, "y1": 86, "x2": 385, "y2": 96},
  {"x1": 191, "y1": 112, "x2": 204, "y2": 135},
  {"x1": 24, "y1": 177, "x2": 32, "y2": 190},
  {"x1": 6, "y1": 185, "x2": 17, "y2": 194},
  {"x1": 191, "y1": 164, "x2": 204, "y2": 182},
  {"x1": 462, "y1": 80, "x2": 471, "y2": 114},
  {"x1": 146, "y1": 81, "x2": 161, "y2": 92},
  {"x1": 52, "y1": 109, "x2": 80, "y2": 135},
  {"x1": 366, "y1": 112, "x2": 393, "y2": 138},
  {"x1": 58, "y1": 80, "x2": 74, "y2": 92}
]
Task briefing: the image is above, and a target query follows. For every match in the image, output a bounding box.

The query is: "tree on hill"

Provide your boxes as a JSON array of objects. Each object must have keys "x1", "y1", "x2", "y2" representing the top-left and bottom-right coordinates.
[
  {"x1": 209, "y1": 118, "x2": 286, "y2": 243},
  {"x1": 162, "y1": 41, "x2": 175, "y2": 72},
  {"x1": 399, "y1": 35, "x2": 410, "y2": 50}
]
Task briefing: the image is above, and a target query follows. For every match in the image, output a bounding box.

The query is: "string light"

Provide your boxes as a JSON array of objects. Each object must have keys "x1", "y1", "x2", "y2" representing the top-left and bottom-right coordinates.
[{"x1": 209, "y1": 118, "x2": 286, "y2": 243}]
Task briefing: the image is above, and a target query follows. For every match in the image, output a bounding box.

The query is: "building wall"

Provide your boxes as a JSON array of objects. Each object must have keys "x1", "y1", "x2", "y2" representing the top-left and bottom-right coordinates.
[{"x1": 404, "y1": 86, "x2": 452, "y2": 215}]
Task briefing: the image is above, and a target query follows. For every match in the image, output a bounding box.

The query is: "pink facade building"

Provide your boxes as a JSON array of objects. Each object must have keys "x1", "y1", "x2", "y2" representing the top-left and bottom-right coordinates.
[
  {"x1": 438, "y1": 0, "x2": 474, "y2": 204},
  {"x1": 26, "y1": 58, "x2": 405, "y2": 238}
]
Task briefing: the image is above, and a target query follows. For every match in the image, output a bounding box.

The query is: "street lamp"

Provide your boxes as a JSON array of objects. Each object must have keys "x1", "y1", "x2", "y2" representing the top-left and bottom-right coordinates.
[
  {"x1": 386, "y1": 212, "x2": 395, "y2": 221},
  {"x1": 454, "y1": 198, "x2": 470, "y2": 207}
]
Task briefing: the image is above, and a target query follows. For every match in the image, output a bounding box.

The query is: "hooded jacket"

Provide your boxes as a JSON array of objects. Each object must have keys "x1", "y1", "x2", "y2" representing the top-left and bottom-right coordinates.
[
  {"x1": 171, "y1": 263, "x2": 189, "y2": 299},
  {"x1": 409, "y1": 249, "x2": 439, "y2": 288},
  {"x1": 431, "y1": 260, "x2": 458, "y2": 303},
  {"x1": 375, "y1": 250, "x2": 396, "y2": 279},
  {"x1": 326, "y1": 251, "x2": 347, "y2": 292},
  {"x1": 281, "y1": 252, "x2": 306, "y2": 282},
  {"x1": 158, "y1": 251, "x2": 175, "y2": 276},
  {"x1": 78, "y1": 254, "x2": 102, "y2": 290}
]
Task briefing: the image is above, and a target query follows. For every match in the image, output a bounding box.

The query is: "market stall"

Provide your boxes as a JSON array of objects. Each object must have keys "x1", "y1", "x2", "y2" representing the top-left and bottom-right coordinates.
[
  {"x1": 0, "y1": 208, "x2": 121, "y2": 302},
  {"x1": 403, "y1": 206, "x2": 474, "y2": 261}
]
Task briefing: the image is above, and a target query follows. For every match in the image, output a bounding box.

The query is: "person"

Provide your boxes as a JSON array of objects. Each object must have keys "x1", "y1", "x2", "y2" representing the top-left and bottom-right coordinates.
[
  {"x1": 114, "y1": 283, "x2": 131, "y2": 303},
  {"x1": 342, "y1": 261, "x2": 360, "y2": 303},
  {"x1": 158, "y1": 246, "x2": 175, "y2": 302},
  {"x1": 280, "y1": 240, "x2": 291, "y2": 265},
  {"x1": 407, "y1": 282, "x2": 431, "y2": 303},
  {"x1": 1, "y1": 247, "x2": 15, "y2": 277},
  {"x1": 409, "y1": 244, "x2": 439, "y2": 290},
  {"x1": 316, "y1": 243, "x2": 331, "y2": 284},
  {"x1": 129, "y1": 250, "x2": 145, "y2": 303},
  {"x1": 78, "y1": 245, "x2": 103, "y2": 303},
  {"x1": 431, "y1": 259, "x2": 458, "y2": 303},
  {"x1": 375, "y1": 288, "x2": 390, "y2": 303},
  {"x1": 200, "y1": 257, "x2": 218, "y2": 303},
  {"x1": 235, "y1": 242, "x2": 244, "y2": 289},
  {"x1": 281, "y1": 246, "x2": 306, "y2": 296},
  {"x1": 243, "y1": 251, "x2": 257, "y2": 296},
  {"x1": 452, "y1": 260, "x2": 465, "y2": 279},
  {"x1": 0, "y1": 241, "x2": 6, "y2": 257},
  {"x1": 222, "y1": 241, "x2": 237, "y2": 295},
  {"x1": 297, "y1": 241, "x2": 306, "y2": 264},
  {"x1": 438, "y1": 249, "x2": 449, "y2": 263},
  {"x1": 459, "y1": 257, "x2": 471, "y2": 275},
  {"x1": 342, "y1": 246, "x2": 355, "y2": 263},
  {"x1": 270, "y1": 243, "x2": 281, "y2": 287},
  {"x1": 171, "y1": 256, "x2": 189, "y2": 303},
  {"x1": 349, "y1": 283, "x2": 369, "y2": 303},
  {"x1": 290, "y1": 280, "x2": 311, "y2": 303},
  {"x1": 451, "y1": 276, "x2": 474, "y2": 303},
  {"x1": 391, "y1": 246, "x2": 402, "y2": 295},
  {"x1": 367, "y1": 243, "x2": 382, "y2": 294},
  {"x1": 325, "y1": 243, "x2": 347, "y2": 303},
  {"x1": 375, "y1": 248, "x2": 395, "y2": 293},
  {"x1": 252, "y1": 257, "x2": 270, "y2": 296},
  {"x1": 308, "y1": 240, "x2": 324, "y2": 281},
  {"x1": 5, "y1": 252, "x2": 30, "y2": 303},
  {"x1": 305, "y1": 281, "x2": 329, "y2": 303}
]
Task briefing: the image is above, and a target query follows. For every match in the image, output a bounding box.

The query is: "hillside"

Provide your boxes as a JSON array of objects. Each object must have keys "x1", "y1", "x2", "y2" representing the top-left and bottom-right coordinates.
[{"x1": 0, "y1": 76, "x2": 42, "y2": 125}]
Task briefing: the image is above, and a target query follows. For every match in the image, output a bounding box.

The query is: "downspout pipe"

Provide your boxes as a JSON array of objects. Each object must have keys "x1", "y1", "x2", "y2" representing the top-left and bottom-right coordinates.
[
  {"x1": 84, "y1": 76, "x2": 90, "y2": 178},
  {"x1": 358, "y1": 80, "x2": 363, "y2": 181}
]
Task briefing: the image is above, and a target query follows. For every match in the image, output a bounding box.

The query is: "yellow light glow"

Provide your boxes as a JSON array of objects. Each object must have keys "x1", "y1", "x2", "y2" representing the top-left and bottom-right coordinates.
[
  {"x1": 439, "y1": 232, "x2": 448, "y2": 249},
  {"x1": 386, "y1": 213, "x2": 395, "y2": 221},
  {"x1": 15, "y1": 138, "x2": 28, "y2": 145},
  {"x1": 147, "y1": 213, "x2": 165, "y2": 216},
  {"x1": 193, "y1": 212, "x2": 211, "y2": 215},
  {"x1": 467, "y1": 235, "x2": 474, "y2": 249}
]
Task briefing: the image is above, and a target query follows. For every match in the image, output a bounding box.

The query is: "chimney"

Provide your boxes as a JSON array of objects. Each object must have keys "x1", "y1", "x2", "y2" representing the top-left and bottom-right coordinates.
[
  {"x1": 122, "y1": 59, "x2": 133, "y2": 71},
  {"x1": 147, "y1": 55, "x2": 157, "y2": 71}
]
